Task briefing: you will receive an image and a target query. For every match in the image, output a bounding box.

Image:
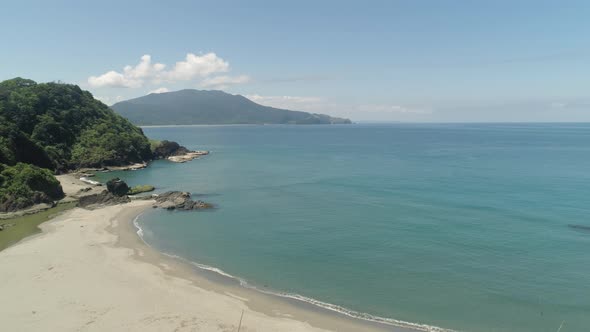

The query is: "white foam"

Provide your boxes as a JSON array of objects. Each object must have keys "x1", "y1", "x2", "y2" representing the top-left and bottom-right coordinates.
[{"x1": 132, "y1": 214, "x2": 144, "y2": 237}]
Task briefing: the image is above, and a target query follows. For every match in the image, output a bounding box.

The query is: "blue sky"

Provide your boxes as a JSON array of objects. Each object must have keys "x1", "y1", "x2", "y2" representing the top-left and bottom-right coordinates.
[{"x1": 1, "y1": 0, "x2": 589, "y2": 122}]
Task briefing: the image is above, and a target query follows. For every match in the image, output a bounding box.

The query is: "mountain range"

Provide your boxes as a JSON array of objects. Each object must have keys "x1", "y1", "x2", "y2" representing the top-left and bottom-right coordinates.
[{"x1": 111, "y1": 89, "x2": 351, "y2": 125}]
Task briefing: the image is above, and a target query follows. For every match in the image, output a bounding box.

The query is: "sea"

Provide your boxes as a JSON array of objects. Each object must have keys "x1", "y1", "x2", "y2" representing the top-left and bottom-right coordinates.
[{"x1": 97, "y1": 123, "x2": 590, "y2": 332}]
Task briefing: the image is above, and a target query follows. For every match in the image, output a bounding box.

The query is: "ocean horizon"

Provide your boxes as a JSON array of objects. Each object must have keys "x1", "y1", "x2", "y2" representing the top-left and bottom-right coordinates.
[{"x1": 98, "y1": 123, "x2": 590, "y2": 332}]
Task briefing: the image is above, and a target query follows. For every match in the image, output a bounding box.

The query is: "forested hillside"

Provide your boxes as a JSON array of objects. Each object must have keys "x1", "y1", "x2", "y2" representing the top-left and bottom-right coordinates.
[
  {"x1": 0, "y1": 78, "x2": 152, "y2": 172},
  {"x1": 0, "y1": 78, "x2": 153, "y2": 211},
  {"x1": 112, "y1": 89, "x2": 352, "y2": 125}
]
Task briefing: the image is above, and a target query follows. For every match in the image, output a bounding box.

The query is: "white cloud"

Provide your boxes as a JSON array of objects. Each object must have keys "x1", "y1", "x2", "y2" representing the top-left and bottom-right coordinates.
[
  {"x1": 88, "y1": 52, "x2": 234, "y2": 88},
  {"x1": 88, "y1": 71, "x2": 141, "y2": 88},
  {"x1": 148, "y1": 87, "x2": 170, "y2": 94},
  {"x1": 200, "y1": 75, "x2": 250, "y2": 89},
  {"x1": 124, "y1": 55, "x2": 166, "y2": 80},
  {"x1": 95, "y1": 95, "x2": 124, "y2": 105},
  {"x1": 166, "y1": 53, "x2": 229, "y2": 81}
]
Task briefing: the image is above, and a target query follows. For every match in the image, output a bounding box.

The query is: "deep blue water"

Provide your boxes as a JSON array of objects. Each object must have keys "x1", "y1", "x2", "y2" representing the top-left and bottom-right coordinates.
[{"x1": 100, "y1": 124, "x2": 590, "y2": 332}]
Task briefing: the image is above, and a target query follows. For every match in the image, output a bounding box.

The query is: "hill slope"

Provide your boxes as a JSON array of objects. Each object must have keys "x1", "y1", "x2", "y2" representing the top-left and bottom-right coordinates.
[
  {"x1": 0, "y1": 78, "x2": 153, "y2": 172},
  {"x1": 0, "y1": 78, "x2": 154, "y2": 211},
  {"x1": 111, "y1": 89, "x2": 351, "y2": 125}
]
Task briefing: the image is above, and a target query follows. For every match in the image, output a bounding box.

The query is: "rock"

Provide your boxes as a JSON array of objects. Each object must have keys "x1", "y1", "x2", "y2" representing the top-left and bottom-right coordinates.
[
  {"x1": 152, "y1": 191, "x2": 213, "y2": 211},
  {"x1": 167, "y1": 151, "x2": 209, "y2": 163},
  {"x1": 152, "y1": 140, "x2": 191, "y2": 159},
  {"x1": 110, "y1": 163, "x2": 147, "y2": 171},
  {"x1": 78, "y1": 190, "x2": 130, "y2": 209},
  {"x1": 106, "y1": 178, "x2": 129, "y2": 196},
  {"x1": 152, "y1": 140, "x2": 209, "y2": 163},
  {"x1": 77, "y1": 187, "x2": 92, "y2": 193},
  {"x1": 0, "y1": 191, "x2": 56, "y2": 213}
]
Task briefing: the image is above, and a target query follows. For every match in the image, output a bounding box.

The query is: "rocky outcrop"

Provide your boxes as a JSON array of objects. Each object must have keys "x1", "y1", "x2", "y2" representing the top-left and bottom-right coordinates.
[
  {"x1": 152, "y1": 140, "x2": 191, "y2": 159},
  {"x1": 0, "y1": 191, "x2": 57, "y2": 213},
  {"x1": 107, "y1": 163, "x2": 147, "y2": 171},
  {"x1": 78, "y1": 190, "x2": 130, "y2": 209},
  {"x1": 151, "y1": 140, "x2": 209, "y2": 163},
  {"x1": 167, "y1": 151, "x2": 209, "y2": 163},
  {"x1": 152, "y1": 191, "x2": 213, "y2": 210},
  {"x1": 106, "y1": 178, "x2": 129, "y2": 196}
]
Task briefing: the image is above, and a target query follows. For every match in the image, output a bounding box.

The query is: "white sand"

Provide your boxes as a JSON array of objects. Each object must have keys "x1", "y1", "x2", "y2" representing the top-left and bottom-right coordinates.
[
  {"x1": 0, "y1": 201, "x2": 400, "y2": 332},
  {"x1": 56, "y1": 173, "x2": 105, "y2": 199}
]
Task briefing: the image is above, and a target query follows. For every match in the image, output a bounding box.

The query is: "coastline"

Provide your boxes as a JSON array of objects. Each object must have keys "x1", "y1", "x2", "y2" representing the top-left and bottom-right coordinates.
[
  {"x1": 0, "y1": 199, "x2": 440, "y2": 331},
  {"x1": 0, "y1": 170, "x2": 448, "y2": 331},
  {"x1": 120, "y1": 209, "x2": 442, "y2": 332}
]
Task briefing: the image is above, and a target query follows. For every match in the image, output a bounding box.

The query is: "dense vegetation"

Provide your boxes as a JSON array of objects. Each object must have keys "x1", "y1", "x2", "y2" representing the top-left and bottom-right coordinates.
[
  {"x1": 112, "y1": 89, "x2": 352, "y2": 125},
  {"x1": 0, "y1": 163, "x2": 64, "y2": 212},
  {"x1": 0, "y1": 78, "x2": 153, "y2": 211},
  {"x1": 127, "y1": 185, "x2": 155, "y2": 195},
  {"x1": 0, "y1": 78, "x2": 152, "y2": 172}
]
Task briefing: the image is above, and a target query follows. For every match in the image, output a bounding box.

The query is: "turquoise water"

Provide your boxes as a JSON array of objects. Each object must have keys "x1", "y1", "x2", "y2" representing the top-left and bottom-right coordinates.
[{"x1": 104, "y1": 124, "x2": 590, "y2": 331}]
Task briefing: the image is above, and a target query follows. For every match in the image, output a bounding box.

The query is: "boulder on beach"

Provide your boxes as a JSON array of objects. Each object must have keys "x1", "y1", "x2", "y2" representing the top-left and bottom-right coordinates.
[{"x1": 106, "y1": 178, "x2": 129, "y2": 196}]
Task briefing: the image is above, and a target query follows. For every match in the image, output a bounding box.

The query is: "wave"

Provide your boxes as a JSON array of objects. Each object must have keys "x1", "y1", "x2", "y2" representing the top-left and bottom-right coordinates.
[
  {"x1": 132, "y1": 216, "x2": 454, "y2": 332},
  {"x1": 132, "y1": 214, "x2": 144, "y2": 237}
]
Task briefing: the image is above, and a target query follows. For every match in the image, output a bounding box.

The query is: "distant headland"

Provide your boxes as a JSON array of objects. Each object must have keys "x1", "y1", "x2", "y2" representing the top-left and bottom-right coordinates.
[{"x1": 111, "y1": 89, "x2": 352, "y2": 126}]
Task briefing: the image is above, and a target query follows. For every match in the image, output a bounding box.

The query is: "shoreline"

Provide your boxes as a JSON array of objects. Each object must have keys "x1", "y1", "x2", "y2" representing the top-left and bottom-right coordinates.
[
  {"x1": 0, "y1": 199, "x2": 443, "y2": 331},
  {"x1": 0, "y1": 170, "x2": 449, "y2": 331},
  {"x1": 116, "y1": 205, "x2": 432, "y2": 332}
]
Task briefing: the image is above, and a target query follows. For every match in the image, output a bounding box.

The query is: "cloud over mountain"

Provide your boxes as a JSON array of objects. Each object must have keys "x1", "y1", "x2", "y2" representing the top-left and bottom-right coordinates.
[{"x1": 88, "y1": 53, "x2": 240, "y2": 89}]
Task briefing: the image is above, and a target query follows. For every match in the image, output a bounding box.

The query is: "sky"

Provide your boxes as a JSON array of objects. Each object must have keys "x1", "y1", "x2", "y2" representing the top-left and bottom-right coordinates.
[{"x1": 1, "y1": 0, "x2": 589, "y2": 122}]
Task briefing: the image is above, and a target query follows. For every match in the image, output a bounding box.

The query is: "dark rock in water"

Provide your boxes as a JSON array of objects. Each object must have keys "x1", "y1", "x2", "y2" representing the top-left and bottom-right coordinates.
[
  {"x1": 152, "y1": 191, "x2": 213, "y2": 210},
  {"x1": 78, "y1": 190, "x2": 130, "y2": 209},
  {"x1": 568, "y1": 224, "x2": 590, "y2": 234},
  {"x1": 106, "y1": 178, "x2": 129, "y2": 196},
  {"x1": 152, "y1": 140, "x2": 191, "y2": 159}
]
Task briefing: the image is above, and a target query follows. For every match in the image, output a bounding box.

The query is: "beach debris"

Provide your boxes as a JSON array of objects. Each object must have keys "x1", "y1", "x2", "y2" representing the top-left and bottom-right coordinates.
[{"x1": 237, "y1": 309, "x2": 244, "y2": 332}]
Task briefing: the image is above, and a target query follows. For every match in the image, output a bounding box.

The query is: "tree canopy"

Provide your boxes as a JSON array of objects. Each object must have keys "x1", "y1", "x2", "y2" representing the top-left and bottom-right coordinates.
[
  {"x1": 0, "y1": 78, "x2": 152, "y2": 172},
  {"x1": 0, "y1": 78, "x2": 153, "y2": 211}
]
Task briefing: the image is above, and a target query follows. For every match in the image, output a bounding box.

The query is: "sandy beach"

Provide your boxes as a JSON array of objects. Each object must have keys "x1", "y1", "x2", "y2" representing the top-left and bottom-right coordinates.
[{"x1": 0, "y1": 196, "x2": 423, "y2": 331}]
